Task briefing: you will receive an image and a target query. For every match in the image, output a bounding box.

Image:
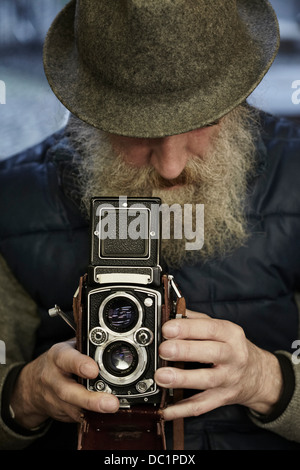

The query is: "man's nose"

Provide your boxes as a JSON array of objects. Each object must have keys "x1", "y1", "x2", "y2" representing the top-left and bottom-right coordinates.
[{"x1": 149, "y1": 134, "x2": 190, "y2": 180}]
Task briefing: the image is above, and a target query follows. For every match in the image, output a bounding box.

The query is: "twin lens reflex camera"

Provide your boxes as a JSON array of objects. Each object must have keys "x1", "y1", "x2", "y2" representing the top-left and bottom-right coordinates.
[{"x1": 50, "y1": 197, "x2": 183, "y2": 409}]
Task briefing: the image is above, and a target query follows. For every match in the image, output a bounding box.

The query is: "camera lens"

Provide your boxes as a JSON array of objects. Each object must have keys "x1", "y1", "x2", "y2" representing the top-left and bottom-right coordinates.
[
  {"x1": 104, "y1": 296, "x2": 139, "y2": 332},
  {"x1": 103, "y1": 341, "x2": 138, "y2": 377}
]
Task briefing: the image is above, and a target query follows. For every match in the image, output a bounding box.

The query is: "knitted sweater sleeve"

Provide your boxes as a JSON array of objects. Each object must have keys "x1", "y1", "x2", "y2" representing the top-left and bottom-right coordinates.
[
  {"x1": 250, "y1": 351, "x2": 300, "y2": 443},
  {"x1": 0, "y1": 254, "x2": 47, "y2": 449}
]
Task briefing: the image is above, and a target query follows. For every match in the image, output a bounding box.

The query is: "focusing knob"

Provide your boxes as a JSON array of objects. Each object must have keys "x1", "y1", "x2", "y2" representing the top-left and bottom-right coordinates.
[
  {"x1": 89, "y1": 327, "x2": 107, "y2": 345},
  {"x1": 134, "y1": 328, "x2": 154, "y2": 346}
]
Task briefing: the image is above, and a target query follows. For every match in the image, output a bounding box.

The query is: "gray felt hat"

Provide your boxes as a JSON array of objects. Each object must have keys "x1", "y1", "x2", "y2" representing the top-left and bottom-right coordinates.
[{"x1": 43, "y1": 0, "x2": 280, "y2": 138}]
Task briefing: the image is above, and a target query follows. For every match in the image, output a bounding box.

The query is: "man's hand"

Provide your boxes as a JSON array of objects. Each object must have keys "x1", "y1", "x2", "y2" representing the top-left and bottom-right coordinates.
[
  {"x1": 10, "y1": 339, "x2": 119, "y2": 430},
  {"x1": 154, "y1": 310, "x2": 283, "y2": 421}
]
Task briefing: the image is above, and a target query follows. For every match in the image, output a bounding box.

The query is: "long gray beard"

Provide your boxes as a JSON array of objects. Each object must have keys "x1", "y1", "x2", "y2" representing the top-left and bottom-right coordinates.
[{"x1": 67, "y1": 105, "x2": 259, "y2": 268}]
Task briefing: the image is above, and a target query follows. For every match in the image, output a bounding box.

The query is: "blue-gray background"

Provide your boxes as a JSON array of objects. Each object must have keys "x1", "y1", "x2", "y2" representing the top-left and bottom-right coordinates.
[{"x1": 0, "y1": 0, "x2": 299, "y2": 160}]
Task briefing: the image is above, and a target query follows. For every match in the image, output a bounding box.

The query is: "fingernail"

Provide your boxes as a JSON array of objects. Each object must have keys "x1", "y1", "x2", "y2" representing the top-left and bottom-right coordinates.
[
  {"x1": 80, "y1": 362, "x2": 98, "y2": 378},
  {"x1": 155, "y1": 368, "x2": 176, "y2": 386},
  {"x1": 162, "y1": 322, "x2": 180, "y2": 338},
  {"x1": 159, "y1": 341, "x2": 176, "y2": 360},
  {"x1": 100, "y1": 395, "x2": 119, "y2": 413}
]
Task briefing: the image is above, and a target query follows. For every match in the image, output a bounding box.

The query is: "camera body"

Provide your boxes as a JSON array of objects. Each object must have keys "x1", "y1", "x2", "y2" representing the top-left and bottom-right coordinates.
[{"x1": 81, "y1": 196, "x2": 181, "y2": 407}]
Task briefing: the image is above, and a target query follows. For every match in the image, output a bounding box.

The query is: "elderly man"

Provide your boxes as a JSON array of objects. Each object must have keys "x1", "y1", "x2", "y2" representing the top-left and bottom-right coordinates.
[{"x1": 1, "y1": 0, "x2": 300, "y2": 450}]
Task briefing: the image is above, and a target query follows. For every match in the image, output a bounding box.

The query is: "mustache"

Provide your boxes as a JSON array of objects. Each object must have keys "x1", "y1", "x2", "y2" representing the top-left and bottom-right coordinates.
[
  {"x1": 118, "y1": 154, "x2": 205, "y2": 191},
  {"x1": 140, "y1": 163, "x2": 199, "y2": 189}
]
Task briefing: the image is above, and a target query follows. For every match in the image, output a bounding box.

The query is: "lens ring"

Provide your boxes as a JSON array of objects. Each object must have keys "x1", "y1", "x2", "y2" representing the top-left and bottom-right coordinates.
[
  {"x1": 105, "y1": 297, "x2": 137, "y2": 332},
  {"x1": 103, "y1": 341, "x2": 138, "y2": 377},
  {"x1": 94, "y1": 338, "x2": 147, "y2": 385},
  {"x1": 99, "y1": 291, "x2": 143, "y2": 334}
]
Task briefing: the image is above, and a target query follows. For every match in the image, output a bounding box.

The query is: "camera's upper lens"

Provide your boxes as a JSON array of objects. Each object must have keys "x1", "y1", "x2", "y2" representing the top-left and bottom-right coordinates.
[
  {"x1": 103, "y1": 341, "x2": 138, "y2": 377},
  {"x1": 104, "y1": 296, "x2": 139, "y2": 332}
]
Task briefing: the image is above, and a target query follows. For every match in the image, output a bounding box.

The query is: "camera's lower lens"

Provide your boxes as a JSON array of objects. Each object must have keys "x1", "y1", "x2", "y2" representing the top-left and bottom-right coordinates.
[
  {"x1": 104, "y1": 296, "x2": 139, "y2": 332},
  {"x1": 103, "y1": 341, "x2": 138, "y2": 377},
  {"x1": 111, "y1": 345, "x2": 134, "y2": 371}
]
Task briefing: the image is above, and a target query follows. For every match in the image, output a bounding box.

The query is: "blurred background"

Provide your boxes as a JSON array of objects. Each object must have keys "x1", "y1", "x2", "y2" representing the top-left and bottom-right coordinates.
[{"x1": 0, "y1": 0, "x2": 299, "y2": 160}]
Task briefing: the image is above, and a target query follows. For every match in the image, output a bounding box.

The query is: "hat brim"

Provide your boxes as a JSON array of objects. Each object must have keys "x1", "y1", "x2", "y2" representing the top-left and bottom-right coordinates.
[{"x1": 43, "y1": 0, "x2": 280, "y2": 138}]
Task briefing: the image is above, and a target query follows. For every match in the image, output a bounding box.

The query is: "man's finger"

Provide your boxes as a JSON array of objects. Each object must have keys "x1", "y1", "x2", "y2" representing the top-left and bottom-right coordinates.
[
  {"x1": 53, "y1": 377, "x2": 120, "y2": 414},
  {"x1": 162, "y1": 316, "x2": 241, "y2": 343},
  {"x1": 155, "y1": 365, "x2": 225, "y2": 391},
  {"x1": 49, "y1": 342, "x2": 99, "y2": 379},
  {"x1": 185, "y1": 309, "x2": 210, "y2": 320},
  {"x1": 159, "y1": 339, "x2": 230, "y2": 364},
  {"x1": 162, "y1": 389, "x2": 228, "y2": 421}
]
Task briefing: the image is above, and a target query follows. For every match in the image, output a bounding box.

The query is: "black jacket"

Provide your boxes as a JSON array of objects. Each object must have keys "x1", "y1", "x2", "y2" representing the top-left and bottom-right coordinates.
[{"x1": 1, "y1": 112, "x2": 300, "y2": 449}]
